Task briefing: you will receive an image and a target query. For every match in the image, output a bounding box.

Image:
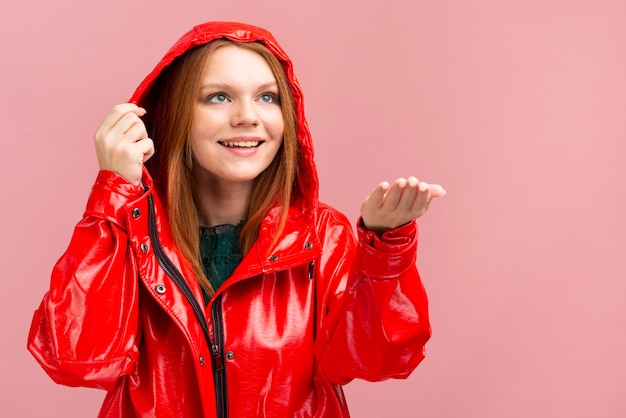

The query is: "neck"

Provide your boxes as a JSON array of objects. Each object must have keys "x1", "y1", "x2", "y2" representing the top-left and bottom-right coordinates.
[{"x1": 194, "y1": 175, "x2": 252, "y2": 227}]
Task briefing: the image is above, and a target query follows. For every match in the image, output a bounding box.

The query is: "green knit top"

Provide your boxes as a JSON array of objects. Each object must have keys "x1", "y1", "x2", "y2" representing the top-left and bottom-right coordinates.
[{"x1": 199, "y1": 222, "x2": 243, "y2": 304}]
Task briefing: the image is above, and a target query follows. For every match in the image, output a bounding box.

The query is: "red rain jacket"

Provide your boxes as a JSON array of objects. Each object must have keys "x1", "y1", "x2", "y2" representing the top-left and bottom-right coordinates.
[{"x1": 28, "y1": 22, "x2": 431, "y2": 417}]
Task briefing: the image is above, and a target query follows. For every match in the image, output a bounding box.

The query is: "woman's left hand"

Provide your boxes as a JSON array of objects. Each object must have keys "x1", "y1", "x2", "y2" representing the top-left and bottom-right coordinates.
[{"x1": 360, "y1": 177, "x2": 446, "y2": 234}]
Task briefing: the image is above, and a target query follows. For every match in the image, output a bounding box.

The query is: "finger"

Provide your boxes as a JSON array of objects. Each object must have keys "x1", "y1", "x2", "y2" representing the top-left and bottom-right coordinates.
[
  {"x1": 366, "y1": 181, "x2": 390, "y2": 209},
  {"x1": 119, "y1": 117, "x2": 149, "y2": 142},
  {"x1": 136, "y1": 138, "x2": 155, "y2": 163},
  {"x1": 382, "y1": 178, "x2": 407, "y2": 210},
  {"x1": 410, "y1": 182, "x2": 446, "y2": 208},
  {"x1": 95, "y1": 105, "x2": 146, "y2": 146},
  {"x1": 96, "y1": 118, "x2": 146, "y2": 158},
  {"x1": 101, "y1": 103, "x2": 146, "y2": 130},
  {"x1": 109, "y1": 112, "x2": 147, "y2": 138},
  {"x1": 428, "y1": 183, "x2": 447, "y2": 198},
  {"x1": 411, "y1": 181, "x2": 432, "y2": 212},
  {"x1": 397, "y1": 177, "x2": 420, "y2": 210}
]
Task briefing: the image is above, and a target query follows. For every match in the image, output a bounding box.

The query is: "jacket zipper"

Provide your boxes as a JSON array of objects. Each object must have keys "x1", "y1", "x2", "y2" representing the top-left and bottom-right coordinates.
[
  {"x1": 211, "y1": 293, "x2": 228, "y2": 418},
  {"x1": 147, "y1": 195, "x2": 211, "y2": 345},
  {"x1": 147, "y1": 194, "x2": 227, "y2": 417},
  {"x1": 309, "y1": 261, "x2": 317, "y2": 341}
]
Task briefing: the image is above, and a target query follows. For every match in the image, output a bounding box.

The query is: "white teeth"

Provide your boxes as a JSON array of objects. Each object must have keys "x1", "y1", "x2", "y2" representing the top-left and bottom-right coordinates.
[{"x1": 221, "y1": 141, "x2": 260, "y2": 148}]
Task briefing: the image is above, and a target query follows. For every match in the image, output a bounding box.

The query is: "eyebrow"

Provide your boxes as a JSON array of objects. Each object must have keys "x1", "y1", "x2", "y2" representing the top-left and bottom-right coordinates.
[{"x1": 199, "y1": 81, "x2": 279, "y2": 93}]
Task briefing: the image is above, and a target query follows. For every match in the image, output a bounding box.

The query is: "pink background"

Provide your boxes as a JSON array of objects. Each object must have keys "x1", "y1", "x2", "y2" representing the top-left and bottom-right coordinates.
[{"x1": 2, "y1": 0, "x2": 625, "y2": 417}]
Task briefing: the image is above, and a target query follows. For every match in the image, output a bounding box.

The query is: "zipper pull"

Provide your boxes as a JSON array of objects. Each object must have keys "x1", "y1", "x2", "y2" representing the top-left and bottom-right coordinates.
[{"x1": 212, "y1": 344, "x2": 223, "y2": 370}]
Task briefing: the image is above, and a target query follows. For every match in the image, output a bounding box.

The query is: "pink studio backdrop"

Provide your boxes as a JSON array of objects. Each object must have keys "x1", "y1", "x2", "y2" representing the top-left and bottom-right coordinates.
[{"x1": 1, "y1": 0, "x2": 625, "y2": 417}]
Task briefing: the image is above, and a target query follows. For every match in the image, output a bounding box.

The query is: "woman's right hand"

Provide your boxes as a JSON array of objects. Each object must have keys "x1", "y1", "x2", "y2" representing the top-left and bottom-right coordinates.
[{"x1": 94, "y1": 103, "x2": 155, "y2": 186}]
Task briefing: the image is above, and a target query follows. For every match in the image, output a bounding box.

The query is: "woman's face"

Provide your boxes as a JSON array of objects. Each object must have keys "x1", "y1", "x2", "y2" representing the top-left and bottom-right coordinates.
[{"x1": 189, "y1": 45, "x2": 284, "y2": 191}]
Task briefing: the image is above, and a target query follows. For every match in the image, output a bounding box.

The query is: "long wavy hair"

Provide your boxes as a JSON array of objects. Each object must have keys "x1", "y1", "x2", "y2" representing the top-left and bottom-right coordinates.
[{"x1": 143, "y1": 39, "x2": 299, "y2": 297}]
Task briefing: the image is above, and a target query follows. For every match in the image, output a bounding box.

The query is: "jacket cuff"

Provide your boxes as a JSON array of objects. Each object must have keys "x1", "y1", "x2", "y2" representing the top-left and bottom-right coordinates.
[
  {"x1": 356, "y1": 219, "x2": 418, "y2": 279},
  {"x1": 83, "y1": 170, "x2": 146, "y2": 229}
]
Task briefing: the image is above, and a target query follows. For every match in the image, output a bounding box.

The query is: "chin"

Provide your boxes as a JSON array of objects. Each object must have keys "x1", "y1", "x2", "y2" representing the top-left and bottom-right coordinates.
[{"x1": 223, "y1": 172, "x2": 263, "y2": 184}]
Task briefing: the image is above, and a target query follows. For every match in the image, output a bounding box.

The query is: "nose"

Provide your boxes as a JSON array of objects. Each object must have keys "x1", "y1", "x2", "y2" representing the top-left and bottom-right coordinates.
[{"x1": 231, "y1": 98, "x2": 259, "y2": 127}]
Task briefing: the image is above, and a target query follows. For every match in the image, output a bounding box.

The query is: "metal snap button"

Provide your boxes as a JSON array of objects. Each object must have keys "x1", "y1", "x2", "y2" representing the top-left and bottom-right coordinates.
[
  {"x1": 132, "y1": 208, "x2": 141, "y2": 219},
  {"x1": 305, "y1": 241, "x2": 313, "y2": 249},
  {"x1": 140, "y1": 243, "x2": 149, "y2": 253},
  {"x1": 226, "y1": 351, "x2": 235, "y2": 360},
  {"x1": 155, "y1": 284, "x2": 166, "y2": 294},
  {"x1": 269, "y1": 255, "x2": 278, "y2": 262}
]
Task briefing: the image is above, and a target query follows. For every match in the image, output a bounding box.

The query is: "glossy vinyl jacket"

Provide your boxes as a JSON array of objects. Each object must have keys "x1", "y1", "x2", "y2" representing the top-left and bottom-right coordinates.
[{"x1": 27, "y1": 22, "x2": 431, "y2": 417}]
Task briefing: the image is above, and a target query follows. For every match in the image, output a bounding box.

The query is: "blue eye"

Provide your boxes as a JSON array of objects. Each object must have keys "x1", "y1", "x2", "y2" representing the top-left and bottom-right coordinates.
[
  {"x1": 208, "y1": 93, "x2": 228, "y2": 103},
  {"x1": 259, "y1": 93, "x2": 278, "y2": 104}
]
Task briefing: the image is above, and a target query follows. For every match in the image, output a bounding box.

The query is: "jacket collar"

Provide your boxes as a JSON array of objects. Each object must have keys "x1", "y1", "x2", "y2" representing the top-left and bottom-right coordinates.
[
  {"x1": 141, "y1": 168, "x2": 322, "y2": 296},
  {"x1": 214, "y1": 203, "x2": 322, "y2": 296}
]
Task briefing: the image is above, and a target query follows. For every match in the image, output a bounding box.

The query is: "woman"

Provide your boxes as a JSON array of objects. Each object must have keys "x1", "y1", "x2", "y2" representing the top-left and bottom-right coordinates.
[{"x1": 28, "y1": 21, "x2": 445, "y2": 417}]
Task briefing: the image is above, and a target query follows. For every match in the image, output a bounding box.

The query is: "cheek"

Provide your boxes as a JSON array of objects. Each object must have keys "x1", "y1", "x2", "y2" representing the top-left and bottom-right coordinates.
[
  {"x1": 188, "y1": 126, "x2": 204, "y2": 156},
  {"x1": 191, "y1": 108, "x2": 223, "y2": 136},
  {"x1": 188, "y1": 118, "x2": 216, "y2": 157},
  {"x1": 188, "y1": 138, "x2": 203, "y2": 165},
  {"x1": 269, "y1": 111, "x2": 285, "y2": 139}
]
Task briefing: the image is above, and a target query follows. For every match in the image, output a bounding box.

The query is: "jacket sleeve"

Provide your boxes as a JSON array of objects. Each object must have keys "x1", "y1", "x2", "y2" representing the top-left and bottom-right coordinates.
[
  {"x1": 314, "y1": 207, "x2": 431, "y2": 385},
  {"x1": 27, "y1": 171, "x2": 146, "y2": 391}
]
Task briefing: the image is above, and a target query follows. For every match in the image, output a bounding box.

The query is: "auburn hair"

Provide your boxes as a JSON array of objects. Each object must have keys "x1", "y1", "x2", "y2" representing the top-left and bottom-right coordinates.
[{"x1": 143, "y1": 39, "x2": 299, "y2": 298}]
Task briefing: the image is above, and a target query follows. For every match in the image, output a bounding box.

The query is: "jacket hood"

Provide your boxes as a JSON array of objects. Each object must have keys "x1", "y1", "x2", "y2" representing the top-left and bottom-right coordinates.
[{"x1": 129, "y1": 21, "x2": 318, "y2": 206}]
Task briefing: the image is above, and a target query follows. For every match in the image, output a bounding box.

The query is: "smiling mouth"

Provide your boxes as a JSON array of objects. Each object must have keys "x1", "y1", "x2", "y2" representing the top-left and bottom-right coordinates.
[{"x1": 219, "y1": 140, "x2": 264, "y2": 148}]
